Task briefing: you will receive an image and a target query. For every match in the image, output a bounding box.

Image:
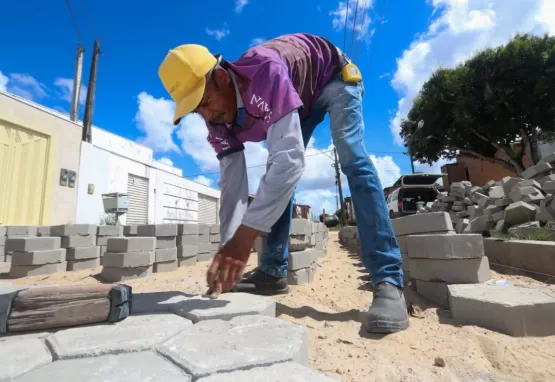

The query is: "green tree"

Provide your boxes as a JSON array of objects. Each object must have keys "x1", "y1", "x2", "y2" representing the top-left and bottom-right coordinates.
[{"x1": 401, "y1": 34, "x2": 555, "y2": 175}]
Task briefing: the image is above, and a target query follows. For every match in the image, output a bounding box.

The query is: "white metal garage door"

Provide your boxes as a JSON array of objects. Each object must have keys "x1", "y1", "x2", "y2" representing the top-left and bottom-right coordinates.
[
  {"x1": 127, "y1": 174, "x2": 149, "y2": 225},
  {"x1": 198, "y1": 194, "x2": 217, "y2": 225}
]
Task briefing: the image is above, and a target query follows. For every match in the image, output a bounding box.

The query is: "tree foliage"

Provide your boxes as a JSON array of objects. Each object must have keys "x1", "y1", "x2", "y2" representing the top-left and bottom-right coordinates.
[{"x1": 401, "y1": 34, "x2": 555, "y2": 175}]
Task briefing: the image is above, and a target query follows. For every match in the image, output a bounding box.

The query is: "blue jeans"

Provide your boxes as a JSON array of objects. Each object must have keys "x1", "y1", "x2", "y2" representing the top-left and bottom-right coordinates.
[{"x1": 258, "y1": 75, "x2": 404, "y2": 288}]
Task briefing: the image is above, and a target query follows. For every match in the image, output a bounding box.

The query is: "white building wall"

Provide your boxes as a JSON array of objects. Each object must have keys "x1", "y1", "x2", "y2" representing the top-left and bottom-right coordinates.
[{"x1": 75, "y1": 126, "x2": 220, "y2": 225}]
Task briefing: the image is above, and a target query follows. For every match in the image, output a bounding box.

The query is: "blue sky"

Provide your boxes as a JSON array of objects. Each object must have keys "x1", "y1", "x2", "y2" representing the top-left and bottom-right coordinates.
[{"x1": 1, "y1": 0, "x2": 553, "y2": 213}]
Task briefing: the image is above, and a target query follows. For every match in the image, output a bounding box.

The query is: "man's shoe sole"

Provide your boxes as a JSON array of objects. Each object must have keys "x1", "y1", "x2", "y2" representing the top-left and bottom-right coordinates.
[
  {"x1": 366, "y1": 319, "x2": 410, "y2": 334},
  {"x1": 234, "y1": 282, "x2": 289, "y2": 296}
]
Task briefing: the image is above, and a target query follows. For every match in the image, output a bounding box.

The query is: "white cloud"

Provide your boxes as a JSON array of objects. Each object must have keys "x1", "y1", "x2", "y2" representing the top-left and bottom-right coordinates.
[
  {"x1": 194, "y1": 175, "x2": 214, "y2": 187},
  {"x1": 249, "y1": 37, "x2": 266, "y2": 47},
  {"x1": 157, "y1": 157, "x2": 174, "y2": 166},
  {"x1": 390, "y1": 0, "x2": 555, "y2": 148},
  {"x1": 235, "y1": 0, "x2": 248, "y2": 13},
  {"x1": 330, "y1": 0, "x2": 374, "y2": 39},
  {"x1": 0, "y1": 71, "x2": 8, "y2": 92},
  {"x1": 53, "y1": 77, "x2": 88, "y2": 105},
  {"x1": 135, "y1": 91, "x2": 181, "y2": 153},
  {"x1": 206, "y1": 24, "x2": 231, "y2": 41},
  {"x1": 370, "y1": 154, "x2": 402, "y2": 188}
]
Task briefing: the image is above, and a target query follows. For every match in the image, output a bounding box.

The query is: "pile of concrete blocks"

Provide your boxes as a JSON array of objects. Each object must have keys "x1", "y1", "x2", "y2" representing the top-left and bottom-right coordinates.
[
  {"x1": 6, "y1": 236, "x2": 67, "y2": 278},
  {"x1": 51, "y1": 224, "x2": 100, "y2": 271},
  {"x1": 137, "y1": 224, "x2": 178, "y2": 273},
  {"x1": 100, "y1": 237, "x2": 156, "y2": 281},
  {"x1": 208, "y1": 224, "x2": 221, "y2": 259},
  {"x1": 338, "y1": 226, "x2": 359, "y2": 252},
  {"x1": 177, "y1": 223, "x2": 199, "y2": 267},
  {"x1": 254, "y1": 219, "x2": 328, "y2": 285},
  {"x1": 418, "y1": 155, "x2": 555, "y2": 235},
  {"x1": 197, "y1": 224, "x2": 212, "y2": 262},
  {"x1": 2, "y1": 226, "x2": 37, "y2": 263},
  {"x1": 96, "y1": 225, "x2": 123, "y2": 263},
  {"x1": 392, "y1": 212, "x2": 458, "y2": 286}
]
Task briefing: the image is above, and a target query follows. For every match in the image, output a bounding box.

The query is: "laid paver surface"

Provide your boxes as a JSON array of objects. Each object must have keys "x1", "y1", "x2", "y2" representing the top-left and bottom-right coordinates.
[
  {"x1": 0, "y1": 337, "x2": 52, "y2": 380},
  {"x1": 197, "y1": 362, "x2": 339, "y2": 381}
]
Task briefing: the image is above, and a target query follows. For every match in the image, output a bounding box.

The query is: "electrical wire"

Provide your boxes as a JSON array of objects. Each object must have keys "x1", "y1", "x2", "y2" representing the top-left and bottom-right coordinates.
[
  {"x1": 343, "y1": 0, "x2": 350, "y2": 52},
  {"x1": 64, "y1": 0, "x2": 82, "y2": 42},
  {"x1": 367, "y1": 0, "x2": 388, "y2": 74},
  {"x1": 353, "y1": 2, "x2": 368, "y2": 64},
  {"x1": 79, "y1": 0, "x2": 96, "y2": 38},
  {"x1": 349, "y1": 0, "x2": 360, "y2": 57}
]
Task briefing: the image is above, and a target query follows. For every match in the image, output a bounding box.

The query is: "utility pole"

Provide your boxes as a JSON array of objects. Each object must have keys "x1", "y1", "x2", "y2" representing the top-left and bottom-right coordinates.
[
  {"x1": 333, "y1": 148, "x2": 346, "y2": 226},
  {"x1": 70, "y1": 44, "x2": 85, "y2": 122},
  {"x1": 82, "y1": 40, "x2": 101, "y2": 143},
  {"x1": 408, "y1": 142, "x2": 416, "y2": 174}
]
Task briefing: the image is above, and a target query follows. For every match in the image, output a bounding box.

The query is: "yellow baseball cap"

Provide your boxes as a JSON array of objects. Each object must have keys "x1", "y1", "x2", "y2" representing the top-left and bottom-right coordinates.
[{"x1": 158, "y1": 44, "x2": 217, "y2": 125}]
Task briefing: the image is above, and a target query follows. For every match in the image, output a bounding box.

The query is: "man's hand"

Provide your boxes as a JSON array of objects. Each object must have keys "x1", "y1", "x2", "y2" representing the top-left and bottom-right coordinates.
[{"x1": 206, "y1": 225, "x2": 259, "y2": 297}]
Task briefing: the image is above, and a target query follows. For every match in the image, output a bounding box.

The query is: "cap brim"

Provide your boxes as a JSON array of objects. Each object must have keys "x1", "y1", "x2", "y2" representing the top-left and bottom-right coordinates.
[{"x1": 173, "y1": 77, "x2": 206, "y2": 125}]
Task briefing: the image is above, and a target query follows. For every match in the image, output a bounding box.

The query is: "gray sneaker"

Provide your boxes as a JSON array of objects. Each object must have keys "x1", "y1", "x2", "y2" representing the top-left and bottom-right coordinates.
[{"x1": 366, "y1": 282, "x2": 410, "y2": 333}]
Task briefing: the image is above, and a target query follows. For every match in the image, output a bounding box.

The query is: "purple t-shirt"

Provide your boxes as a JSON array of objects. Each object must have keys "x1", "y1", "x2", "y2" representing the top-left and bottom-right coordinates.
[{"x1": 207, "y1": 33, "x2": 342, "y2": 158}]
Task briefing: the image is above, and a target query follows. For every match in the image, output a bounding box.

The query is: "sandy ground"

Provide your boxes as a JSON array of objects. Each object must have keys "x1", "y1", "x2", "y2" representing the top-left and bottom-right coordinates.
[{"x1": 2, "y1": 232, "x2": 555, "y2": 381}]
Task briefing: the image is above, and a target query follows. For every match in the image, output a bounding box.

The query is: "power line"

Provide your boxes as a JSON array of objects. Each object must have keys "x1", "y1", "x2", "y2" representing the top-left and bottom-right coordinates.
[
  {"x1": 354, "y1": 3, "x2": 368, "y2": 64},
  {"x1": 64, "y1": 0, "x2": 82, "y2": 42},
  {"x1": 349, "y1": 0, "x2": 360, "y2": 57},
  {"x1": 367, "y1": 0, "x2": 388, "y2": 73},
  {"x1": 79, "y1": 0, "x2": 96, "y2": 38},
  {"x1": 342, "y1": 0, "x2": 350, "y2": 51}
]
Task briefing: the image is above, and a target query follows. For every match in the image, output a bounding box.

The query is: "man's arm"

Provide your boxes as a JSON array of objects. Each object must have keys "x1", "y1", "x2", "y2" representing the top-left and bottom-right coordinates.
[
  {"x1": 218, "y1": 151, "x2": 248, "y2": 246},
  {"x1": 241, "y1": 109, "x2": 305, "y2": 232}
]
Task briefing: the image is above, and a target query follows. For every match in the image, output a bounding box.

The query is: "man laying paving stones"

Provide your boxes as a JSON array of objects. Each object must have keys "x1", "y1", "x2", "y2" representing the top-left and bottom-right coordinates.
[{"x1": 158, "y1": 33, "x2": 409, "y2": 333}]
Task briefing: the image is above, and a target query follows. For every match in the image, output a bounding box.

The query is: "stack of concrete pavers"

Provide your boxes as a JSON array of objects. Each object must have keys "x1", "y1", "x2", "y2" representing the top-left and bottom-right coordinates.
[
  {"x1": 288, "y1": 219, "x2": 311, "y2": 252},
  {"x1": 407, "y1": 231, "x2": 491, "y2": 309},
  {"x1": 177, "y1": 223, "x2": 199, "y2": 267},
  {"x1": 6, "y1": 236, "x2": 66, "y2": 278},
  {"x1": 96, "y1": 225, "x2": 123, "y2": 263},
  {"x1": 197, "y1": 224, "x2": 212, "y2": 262},
  {"x1": 137, "y1": 224, "x2": 178, "y2": 273},
  {"x1": 392, "y1": 212, "x2": 457, "y2": 286},
  {"x1": 2, "y1": 226, "x2": 37, "y2": 263},
  {"x1": 101, "y1": 237, "x2": 156, "y2": 281},
  {"x1": 338, "y1": 226, "x2": 359, "y2": 252},
  {"x1": 287, "y1": 248, "x2": 320, "y2": 285},
  {"x1": 312, "y1": 222, "x2": 329, "y2": 256},
  {"x1": 447, "y1": 282, "x2": 555, "y2": 337},
  {"x1": 50, "y1": 224, "x2": 99, "y2": 271},
  {"x1": 209, "y1": 224, "x2": 221, "y2": 258}
]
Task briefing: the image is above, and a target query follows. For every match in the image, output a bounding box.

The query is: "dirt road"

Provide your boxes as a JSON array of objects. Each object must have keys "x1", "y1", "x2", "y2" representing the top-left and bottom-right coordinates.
[{"x1": 2, "y1": 232, "x2": 554, "y2": 381}]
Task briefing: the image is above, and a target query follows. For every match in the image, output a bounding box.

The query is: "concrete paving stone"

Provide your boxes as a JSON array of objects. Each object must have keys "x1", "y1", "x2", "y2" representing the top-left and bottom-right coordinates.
[
  {"x1": 291, "y1": 219, "x2": 309, "y2": 235},
  {"x1": 210, "y1": 243, "x2": 220, "y2": 251},
  {"x1": 501, "y1": 176, "x2": 524, "y2": 195},
  {"x1": 483, "y1": 205, "x2": 504, "y2": 215},
  {"x1": 0, "y1": 337, "x2": 53, "y2": 380},
  {"x1": 0, "y1": 226, "x2": 6, "y2": 236},
  {"x1": 401, "y1": 252, "x2": 409, "y2": 271},
  {"x1": 178, "y1": 245, "x2": 198, "y2": 258},
  {"x1": 543, "y1": 180, "x2": 555, "y2": 194},
  {"x1": 199, "y1": 233, "x2": 209, "y2": 243},
  {"x1": 416, "y1": 280, "x2": 449, "y2": 309},
  {"x1": 9, "y1": 262, "x2": 67, "y2": 278},
  {"x1": 409, "y1": 257, "x2": 490, "y2": 284},
  {"x1": 538, "y1": 151, "x2": 555, "y2": 165},
  {"x1": 66, "y1": 246, "x2": 99, "y2": 260},
  {"x1": 123, "y1": 225, "x2": 138, "y2": 236},
  {"x1": 171, "y1": 292, "x2": 276, "y2": 323},
  {"x1": 254, "y1": 236, "x2": 268, "y2": 254},
  {"x1": 289, "y1": 248, "x2": 318, "y2": 270},
  {"x1": 209, "y1": 233, "x2": 221, "y2": 243},
  {"x1": 209, "y1": 224, "x2": 220, "y2": 234},
  {"x1": 13, "y1": 351, "x2": 192, "y2": 382},
  {"x1": 178, "y1": 223, "x2": 199, "y2": 235},
  {"x1": 407, "y1": 233, "x2": 484, "y2": 259},
  {"x1": 177, "y1": 234, "x2": 199, "y2": 246},
  {"x1": 106, "y1": 237, "x2": 156, "y2": 252},
  {"x1": 153, "y1": 260, "x2": 178, "y2": 273},
  {"x1": 198, "y1": 224, "x2": 210, "y2": 236},
  {"x1": 197, "y1": 362, "x2": 338, "y2": 382},
  {"x1": 468, "y1": 215, "x2": 494, "y2": 233},
  {"x1": 67, "y1": 257, "x2": 101, "y2": 271},
  {"x1": 51, "y1": 224, "x2": 97, "y2": 237},
  {"x1": 197, "y1": 252, "x2": 214, "y2": 262},
  {"x1": 155, "y1": 247, "x2": 178, "y2": 262},
  {"x1": 289, "y1": 234, "x2": 309, "y2": 249},
  {"x1": 0, "y1": 236, "x2": 4, "y2": 246},
  {"x1": 488, "y1": 186, "x2": 505, "y2": 199},
  {"x1": 131, "y1": 292, "x2": 190, "y2": 314},
  {"x1": 99, "y1": 245, "x2": 106, "y2": 257},
  {"x1": 156, "y1": 236, "x2": 177, "y2": 249},
  {"x1": 46, "y1": 314, "x2": 193, "y2": 359},
  {"x1": 391, "y1": 212, "x2": 454, "y2": 236},
  {"x1": 102, "y1": 251, "x2": 154, "y2": 268},
  {"x1": 6, "y1": 226, "x2": 37, "y2": 236},
  {"x1": 178, "y1": 256, "x2": 197, "y2": 267},
  {"x1": 96, "y1": 236, "x2": 111, "y2": 246},
  {"x1": 448, "y1": 283, "x2": 555, "y2": 337},
  {"x1": 137, "y1": 223, "x2": 178, "y2": 237},
  {"x1": 504, "y1": 201, "x2": 537, "y2": 226},
  {"x1": 36, "y1": 226, "x2": 51, "y2": 237},
  {"x1": 11, "y1": 248, "x2": 66, "y2": 266},
  {"x1": 495, "y1": 197, "x2": 512, "y2": 207},
  {"x1": 61, "y1": 235, "x2": 96, "y2": 248},
  {"x1": 538, "y1": 174, "x2": 555, "y2": 187},
  {"x1": 100, "y1": 266, "x2": 153, "y2": 282},
  {"x1": 96, "y1": 225, "x2": 123, "y2": 236},
  {"x1": 158, "y1": 315, "x2": 308, "y2": 379},
  {"x1": 522, "y1": 162, "x2": 552, "y2": 180},
  {"x1": 198, "y1": 242, "x2": 212, "y2": 253},
  {"x1": 6, "y1": 237, "x2": 61, "y2": 252},
  {"x1": 287, "y1": 267, "x2": 314, "y2": 285}
]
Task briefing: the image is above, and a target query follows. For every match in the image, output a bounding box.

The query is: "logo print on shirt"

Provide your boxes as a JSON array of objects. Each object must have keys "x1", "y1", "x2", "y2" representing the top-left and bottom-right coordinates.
[
  {"x1": 250, "y1": 94, "x2": 273, "y2": 123},
  {"x1": 207, "y1": 135, "x2": 231, "y2": 152}
]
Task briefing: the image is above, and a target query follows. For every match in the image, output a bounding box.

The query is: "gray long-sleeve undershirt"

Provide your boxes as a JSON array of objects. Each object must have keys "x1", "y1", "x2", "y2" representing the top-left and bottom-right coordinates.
[{"x1": 218, "y1": 110, "x2": 305, "y2": 245}]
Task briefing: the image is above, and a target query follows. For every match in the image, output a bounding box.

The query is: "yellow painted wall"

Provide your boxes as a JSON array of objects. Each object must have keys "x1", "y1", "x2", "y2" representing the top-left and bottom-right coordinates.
[{"x1": 0, "y1": 93, "x2": 82, "y2": 225}]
